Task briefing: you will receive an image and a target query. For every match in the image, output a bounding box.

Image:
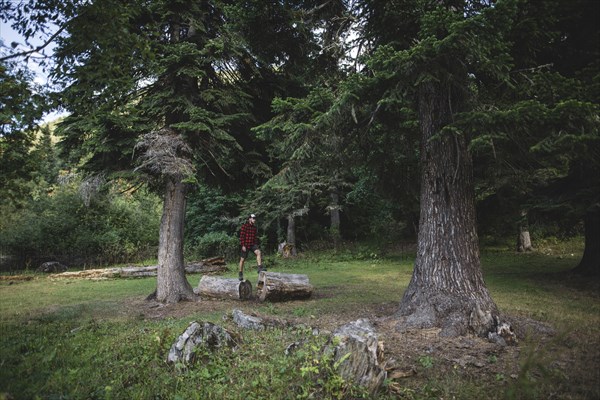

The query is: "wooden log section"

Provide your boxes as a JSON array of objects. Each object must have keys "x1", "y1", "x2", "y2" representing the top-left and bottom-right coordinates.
[
  {"x1": 197, "y1": 275, "x2": 252, "y2": 301},
  {"x1": 256, "y1": 271, "x2": 313, "y2": 302},
  {"x1": 49, "y1": 257, "x2": 227, "y2": 280}
]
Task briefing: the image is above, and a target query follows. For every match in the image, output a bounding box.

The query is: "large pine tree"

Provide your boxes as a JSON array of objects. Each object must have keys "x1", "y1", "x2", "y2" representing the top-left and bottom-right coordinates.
[{"x1": 3, "y1": 0, "x2": 321, "y2": 303}]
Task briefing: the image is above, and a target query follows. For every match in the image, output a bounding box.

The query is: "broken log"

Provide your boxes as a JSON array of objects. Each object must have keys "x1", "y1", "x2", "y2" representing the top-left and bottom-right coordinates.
[
  {"x1": 197, "y1": 276, "x2": 252, "y2": 301},
  {"x1": 256, "y1": 271, "x2": 313, "y2": 302}
]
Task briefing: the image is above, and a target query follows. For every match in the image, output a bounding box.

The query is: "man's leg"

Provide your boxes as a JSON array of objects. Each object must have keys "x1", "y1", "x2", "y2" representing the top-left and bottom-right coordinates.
[
  {"x1": 255, "y1": 249, "x2": 266, "y2": 272},
  {"x1": 238, "y1": 257, "x2": 246, "y2": 281},
  {"x1": 255, "y1": 249, "x2": 262, "y2": 266}
]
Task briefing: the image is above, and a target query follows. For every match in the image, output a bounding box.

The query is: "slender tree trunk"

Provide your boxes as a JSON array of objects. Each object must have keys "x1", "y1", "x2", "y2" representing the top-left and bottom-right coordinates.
[
  {"x1": 397, "y1": 80, "x2": 499, "y2": 337},
  {"x1": 329, "y1": 190, "x2": 341, "y2": 251},
  {"x1": 285, "y1": 214, "x2": 297, "y2": 257},
  {"x1": 572, "y1": 203, "x2": 600, "y2": 277},
  {"x1": 286, "y1": 214, "x2": 296, "y2": 245},
  {"x1": 155, "y1": 178, "x2": 195, "y2": 303},
  {"x1": 517, "y1": 209, "x2": 533, "y2": 252}
]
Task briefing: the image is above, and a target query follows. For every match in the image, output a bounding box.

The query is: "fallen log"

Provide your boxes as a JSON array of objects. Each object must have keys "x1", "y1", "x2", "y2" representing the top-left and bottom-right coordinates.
[
  {"x1": 185, "y1": 256, "x2": 227, "y2": 274},
  {"x1": 50, "y1": 268, "x2": 122, "y2": 280},
  {"x1": 0, "y1": 275, "x2": 35, "y2": 282},
  {"x1": 197, "y1": 276, "x2": 252, "y2": 301},
  {"x1": 256, "y1": 271, "x2": 313, "y2": 302},
  {"x1": 49, "y1": 257, "x2": 228, "y2": 280},
  {"x1": 120, "y1": 265, "x2": 158, "y2": 277}
]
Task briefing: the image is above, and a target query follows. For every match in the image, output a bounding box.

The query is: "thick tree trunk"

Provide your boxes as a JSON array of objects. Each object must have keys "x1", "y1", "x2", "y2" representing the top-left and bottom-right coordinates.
[
  {"x1": 156, "y1": 178, "x2": 195, "y2": 303},
  {"x1": 397, "y1": 80, "x2": 499, "y2": 337},
  {"x1": 572, "y1": 203, "x2": 600, "y2": 277}
]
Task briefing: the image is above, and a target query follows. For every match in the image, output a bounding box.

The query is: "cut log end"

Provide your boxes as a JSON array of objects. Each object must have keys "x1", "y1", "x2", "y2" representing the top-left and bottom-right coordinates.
[
  {"x1": 256, "y1": 271, "x2": 313, "y2": 302},
  {"x1": 198, "y1": 275, "x2": 252, "y2": 301}
]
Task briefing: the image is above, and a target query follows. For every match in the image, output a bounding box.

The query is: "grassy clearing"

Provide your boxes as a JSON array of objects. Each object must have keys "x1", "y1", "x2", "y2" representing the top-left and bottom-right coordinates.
[{"x1": 1, "y1": 240, "x2": 598, "y2": 399}]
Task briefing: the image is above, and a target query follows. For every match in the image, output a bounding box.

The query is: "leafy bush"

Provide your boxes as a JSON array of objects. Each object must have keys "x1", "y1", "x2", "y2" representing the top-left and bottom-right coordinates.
[
  {"x1": 0, "y1": 180, "x2": 161, "y2": 269},
  {"x1": 185, "y1": 231, "x2": 239, "y2": 262}
]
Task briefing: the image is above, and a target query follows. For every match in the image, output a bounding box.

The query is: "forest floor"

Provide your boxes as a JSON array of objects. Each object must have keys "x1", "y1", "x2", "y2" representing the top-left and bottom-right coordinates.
[{"x1": 125, "y1": 275, "x2": 599, "y2": 399}]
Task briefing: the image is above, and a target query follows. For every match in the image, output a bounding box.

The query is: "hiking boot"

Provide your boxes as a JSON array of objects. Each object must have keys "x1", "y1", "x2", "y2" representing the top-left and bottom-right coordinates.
[
  {"x1": 238, "y1": 271, "x2": 244, "y2": 281},
  {"x1": 257, "y1": 265, "x2": 267, "y2": 273}
]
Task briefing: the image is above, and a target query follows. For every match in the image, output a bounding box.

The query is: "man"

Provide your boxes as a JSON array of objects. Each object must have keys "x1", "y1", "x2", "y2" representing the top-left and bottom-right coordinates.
[{"x1": 238, "y1": 213, "x2": 266, "y2": 281}]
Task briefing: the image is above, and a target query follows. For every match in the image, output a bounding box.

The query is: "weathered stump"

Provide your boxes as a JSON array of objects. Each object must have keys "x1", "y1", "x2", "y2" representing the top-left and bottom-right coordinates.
[
  {"x1": 231, "y1": 309, "x2": 290, "y2": 330},
  {"x1": 197, "y1": 275, "x2": 252, "y2": 300},
  {"x1": 325, "y1": 319, "x2": 386, "y2": 395},
  {"x1": 256, "y1": 271, "x2": 313, "y2": 302},
  {"x1": 167, "y1": 321, "x2": 238, "y2": 364}
]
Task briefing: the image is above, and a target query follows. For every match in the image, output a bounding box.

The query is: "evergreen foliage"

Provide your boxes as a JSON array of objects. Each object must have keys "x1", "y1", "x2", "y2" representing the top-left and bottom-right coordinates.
[{"x1": 0, "y1": 0, "x2": 597, "y2": 271}]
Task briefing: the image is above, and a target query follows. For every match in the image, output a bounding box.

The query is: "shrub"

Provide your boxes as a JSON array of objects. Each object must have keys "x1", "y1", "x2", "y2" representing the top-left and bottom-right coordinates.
[
  {"x1": 186, "y1": 231, "x2": 239, "y2": 262},
  {"x1": 0, "y1": 181, "x2": 161, "y2": 269}
]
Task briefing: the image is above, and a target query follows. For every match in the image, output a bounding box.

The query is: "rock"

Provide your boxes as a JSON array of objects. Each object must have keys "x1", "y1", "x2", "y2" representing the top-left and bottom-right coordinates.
[
  {"x1": 37, "y1": 261, "x2": 68, "y2": 273},
  {"x1": 325, "y1": 319, "x2": 387, "y2": 395},
  {"x1": 167, "y1": 321, "x2": 238, "y2": 364}
]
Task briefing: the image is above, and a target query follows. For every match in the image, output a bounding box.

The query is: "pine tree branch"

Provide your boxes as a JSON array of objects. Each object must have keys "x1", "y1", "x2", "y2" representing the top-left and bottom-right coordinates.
[{"x1": 0, "y1": 24, "x2": 67, "y2": 62}]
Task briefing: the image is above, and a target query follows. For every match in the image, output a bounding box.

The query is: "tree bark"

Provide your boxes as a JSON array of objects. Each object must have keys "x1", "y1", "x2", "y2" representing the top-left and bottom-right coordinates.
[
  {"x1": 572, "y1": 203, "x2": 600, "y2": 277},
  {"x1": 197, "y1": 276, "x2": 252, "y2": 300},
  {"x1": 156, "y1": 178, "x2": 195, "y2": 303},
  {"x1": 397, "y1": 79, "x2": 499, "y2": 337},
  {"x1": 285, "y1": 214, "x2": 297, "y2": 257},
  {"x1": 325, "y1": 319, "x2": 386, "y2": 395},
  {"x1": 329, "y1": 190, "x2": 341, "y2": 251},
  {"x1": 256, "y1": 271, "x2": 313, "y2": 302}
]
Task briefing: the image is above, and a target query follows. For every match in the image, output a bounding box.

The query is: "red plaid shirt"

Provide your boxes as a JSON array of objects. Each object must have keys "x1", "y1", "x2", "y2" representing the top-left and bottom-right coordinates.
[{"x1": 239, "y1": 222, "x2": 258, "y2": 248}]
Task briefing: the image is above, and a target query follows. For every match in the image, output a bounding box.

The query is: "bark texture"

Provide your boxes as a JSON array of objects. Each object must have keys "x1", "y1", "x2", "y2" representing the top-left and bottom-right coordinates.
[
  {"x1": 285, "y1": 214, "x2": 298, "y2": 257},
  {"x1": 572, "y1": 203, "x2": 600, "y2": 277},
  {"x1": 156, "y1": 178, "x2": 195, "y2": 303},
  {"x1": 397, "y1": 80, "x2": 499, "y2": 337},
  {"x1": 167, "y1": 321, "x2": 237, "y2": 364},
  {"x1": 325, "y1": 319, "x2": 386, "y2": 395},
  {"x1": 197, "y1": 276, "x2": 252, "y2": 300},
  {"x1": 256, "y1": 271, "x2": 313, "y2": 302}
]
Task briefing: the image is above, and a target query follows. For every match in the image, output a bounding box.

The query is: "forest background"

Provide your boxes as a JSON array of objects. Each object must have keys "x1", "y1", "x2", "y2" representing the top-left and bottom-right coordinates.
[
  {"x1": 0, "y1": 0, "x2": 598, "y2": 275},
  {"x1": 1, "y1": 0, "x2": 599, "y2": 398}
]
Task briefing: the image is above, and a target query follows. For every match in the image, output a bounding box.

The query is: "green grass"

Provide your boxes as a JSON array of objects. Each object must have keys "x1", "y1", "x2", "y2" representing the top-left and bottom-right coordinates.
[{"x1": 1, "y1": 240, "x2": 598, "y2": 399}]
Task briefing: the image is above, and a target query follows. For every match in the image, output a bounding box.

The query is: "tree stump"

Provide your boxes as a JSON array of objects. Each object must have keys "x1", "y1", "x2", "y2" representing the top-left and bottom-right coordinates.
[
  {"x1": 167, "y1": 321, "x2": 238, "y2": 364},
  {"x1": 197, "y1": 275, "x2": 252, "y2": 300},
  {"x1": 325, "y1": 319, "x2": 386, "y2": 395},
  {"x1": 256, "y1": 271, "x2": 313, "y2": 302}
]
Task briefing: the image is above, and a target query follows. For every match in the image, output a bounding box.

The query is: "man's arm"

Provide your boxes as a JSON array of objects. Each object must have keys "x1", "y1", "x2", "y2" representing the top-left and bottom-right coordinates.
[{"x1": 239, "y1": 224, "x2": 247, "y2": 247}]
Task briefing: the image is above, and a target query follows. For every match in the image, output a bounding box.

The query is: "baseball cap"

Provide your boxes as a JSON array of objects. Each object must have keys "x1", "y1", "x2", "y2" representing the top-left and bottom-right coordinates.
[{"x1": 249, "y1": 213, "x2": 256, "y2": 219}]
